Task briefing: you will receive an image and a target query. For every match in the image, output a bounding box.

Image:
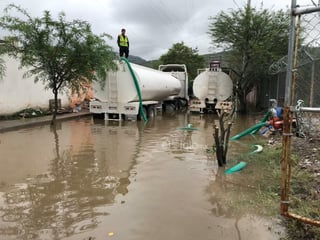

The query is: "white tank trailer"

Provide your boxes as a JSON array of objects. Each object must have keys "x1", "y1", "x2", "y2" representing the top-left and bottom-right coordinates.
[
  {"x1": 158, "y1": 64, "x2": 189, "y2": 110},
  {"x1": 190, "y1": 61, "x2": 233, "y2": 113},
  {"x1": 90, "y1": 60, "x2": 182, "y2": 120}
]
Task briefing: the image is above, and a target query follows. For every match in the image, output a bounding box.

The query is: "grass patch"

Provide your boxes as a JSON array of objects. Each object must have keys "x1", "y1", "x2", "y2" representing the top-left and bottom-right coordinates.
[{"x1": 210, "y1": 142, "x2": 320, "y2": 239}]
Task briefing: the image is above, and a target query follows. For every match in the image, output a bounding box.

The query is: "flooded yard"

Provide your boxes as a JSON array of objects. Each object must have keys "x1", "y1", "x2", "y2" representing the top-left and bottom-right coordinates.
[{"x1": 0, "y1": 112, "x2": 284, "y2": 240}]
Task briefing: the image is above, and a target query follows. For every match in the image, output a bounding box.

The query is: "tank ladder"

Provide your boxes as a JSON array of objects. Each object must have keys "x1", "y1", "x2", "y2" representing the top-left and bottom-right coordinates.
[
  {"x1": 109, "y1": 71, "x2": 118, "y2": 103},
  {"x1": 106, "y1": 69, "x2": 122, "y2": 120},
  {"x1": 208, "y1": 75, "x2": 217, "y2": 98}
]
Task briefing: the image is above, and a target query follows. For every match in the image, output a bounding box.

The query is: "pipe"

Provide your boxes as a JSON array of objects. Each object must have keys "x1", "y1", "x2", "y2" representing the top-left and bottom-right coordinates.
[
  {"x1": 284, "y1": 212, "x2": 320, "y2": 227},
  {"x1": 230, "y1": 121, "x2": 267, "y2": 140},
  {"x1": 251, "y1": 111, "x2": 271, "y2": 134},
  {"x1": 284, "y1": 0, "x2": 296, "y2": 106},
  {"x1": 120, "y1": 57, "x2": 148, "y2": 122},
  {"x1": 298, "y1": 107, "x2": 320, "y2": 113},
  {"x1": 249, "y1": 144, "x2": 263, "y2": 154},
  {"x1": 225, "y1": 161, "x2": 247, "y2": 175}
]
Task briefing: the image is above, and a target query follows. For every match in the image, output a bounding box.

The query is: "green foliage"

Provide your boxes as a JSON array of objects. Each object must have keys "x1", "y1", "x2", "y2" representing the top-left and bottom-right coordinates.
[
  {"x1": 0, "y1": 4, "x2": 117, "y2": 123},
  {"x1": 0, "y1": 40, "x2": 7, "y2": 79},
  {"x1": 149, "y1": 59, "x2": 162, "y2": 69},
  {"x1": 159, "y1": 42, "x2": 206, "y2": 80},
  {"x1": 0, "y1": 57, "x2": 5, "y2": 79},
  {"x1": 208, "y1": 6, "x2": 290, "y2": 111}
]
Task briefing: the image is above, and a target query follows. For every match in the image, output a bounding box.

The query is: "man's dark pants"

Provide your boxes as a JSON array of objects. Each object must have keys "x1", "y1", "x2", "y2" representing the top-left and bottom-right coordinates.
[{"x1": 119, "y1": 46, "x2": 129, "y2": 58}]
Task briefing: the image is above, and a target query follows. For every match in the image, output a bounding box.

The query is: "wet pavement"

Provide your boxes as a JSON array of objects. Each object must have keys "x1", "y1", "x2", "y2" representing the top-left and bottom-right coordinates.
[{"x1": 0, "y1": 112, "x2": 285, "y2": 240}]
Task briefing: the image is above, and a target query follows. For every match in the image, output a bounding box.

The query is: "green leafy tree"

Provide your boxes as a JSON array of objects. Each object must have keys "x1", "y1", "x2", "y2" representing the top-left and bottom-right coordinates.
[
  {"x1": 0, "y1": 58, "x2": 4, "y2": 79},
  {"x1": 150, "y1": 59, "x2": 162, "y2": 69},
  {"x1": 159, "y1": 42, "x2": 206, "y2": 81},
  {"x1": 0, "y1": 4, "x2": 117, "y2": 124},
  {"x1": 0, "y1": 40, "x2": 7, "y2": 79},
  {"x1": 208, "y1": 6, "x2": 289, "y2": 111}
]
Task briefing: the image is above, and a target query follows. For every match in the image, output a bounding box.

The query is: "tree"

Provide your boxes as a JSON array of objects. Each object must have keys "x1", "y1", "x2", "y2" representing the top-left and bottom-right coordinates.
[
  {"x1": 0, "y1": 40, "x2": 7, "y2": 79},
  {"x1": 0, "y1": 4, "x2": 117, "y2": 124},
  {"x1": 0, "y1": 58, "x2": 4, "y2": 79},
  {"x1": 213, "y1": 110, "x2": 234, "y2": 167},
  {"x1": 208, "y1": 6, "x2": 289, "y2": 111},
  {"x1": 159, "y1": 42, "x2": 206, "y2": 81}
]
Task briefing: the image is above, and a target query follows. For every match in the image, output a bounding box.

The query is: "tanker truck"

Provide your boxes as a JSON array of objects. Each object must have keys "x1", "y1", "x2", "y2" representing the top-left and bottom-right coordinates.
[
  {"x1": 189, "y1": 61, "x2": 233, "y2": 113},
  {"x1": 158, "y1": 64, "x2": 189, "y2": 110},
  {"x1": 89, "y1": 59, "x2": 182, "y2": 120},
  {"x1": 158, "y1": 64, "x2": 188, "y2": 101}
]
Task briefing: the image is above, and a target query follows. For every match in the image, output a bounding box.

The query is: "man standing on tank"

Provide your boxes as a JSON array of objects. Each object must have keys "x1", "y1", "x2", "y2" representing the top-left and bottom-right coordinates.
[{"x1": 117, "y1": 28, "x2": 129, "y2": 58}]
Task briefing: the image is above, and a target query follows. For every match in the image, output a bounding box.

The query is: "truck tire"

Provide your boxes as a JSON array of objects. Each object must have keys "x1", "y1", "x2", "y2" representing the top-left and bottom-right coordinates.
[{"x1": 147, "y1": 105, "x2": 156, "y2": 119}]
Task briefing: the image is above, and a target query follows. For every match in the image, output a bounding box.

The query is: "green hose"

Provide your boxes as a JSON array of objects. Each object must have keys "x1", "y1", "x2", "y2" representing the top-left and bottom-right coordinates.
[
  {"x1": 120, "y1": 57, "x2": 148, "y2": 122},
  {"x1": 250, "y1": 111, "x2": 270, "y2": 134},
  {"x1": 225, "y1": 161, "x2": 247, "y2": 175},
  {"x1": 230, "y1": 121, "x2": 267, "y2": 140}
]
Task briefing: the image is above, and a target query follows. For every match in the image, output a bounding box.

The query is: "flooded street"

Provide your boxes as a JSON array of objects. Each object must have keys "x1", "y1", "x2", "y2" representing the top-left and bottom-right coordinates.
[{"x1": 0, "y1": 112, "x2": 284, "y2": 240}]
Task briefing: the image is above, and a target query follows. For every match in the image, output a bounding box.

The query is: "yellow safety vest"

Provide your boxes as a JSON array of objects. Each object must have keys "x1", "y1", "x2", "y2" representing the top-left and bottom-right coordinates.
[{"x1": 119, "y1": 35, "x2": 129, "y2": 47}]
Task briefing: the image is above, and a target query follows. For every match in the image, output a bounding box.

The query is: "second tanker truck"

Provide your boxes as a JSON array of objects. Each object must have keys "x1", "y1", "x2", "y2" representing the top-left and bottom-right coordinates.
[{"x1": 189, "y1": 61, "x2": 234, "y2": 113}]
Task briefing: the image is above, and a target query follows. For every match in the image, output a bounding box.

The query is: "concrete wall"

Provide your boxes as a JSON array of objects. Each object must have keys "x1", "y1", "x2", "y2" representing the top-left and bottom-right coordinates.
[{"x1": 0, "y1": 56, "x2": 70, "y2": 115}]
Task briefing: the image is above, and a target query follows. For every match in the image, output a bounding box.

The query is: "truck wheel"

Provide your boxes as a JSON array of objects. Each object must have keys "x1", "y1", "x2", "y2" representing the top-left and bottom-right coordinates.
[
  {"x1": 138, "y1": 106, "x2": 147, "y2": 121},
  {"x1": 147, "y1": 106, "x2": 156, "y2": 119}
]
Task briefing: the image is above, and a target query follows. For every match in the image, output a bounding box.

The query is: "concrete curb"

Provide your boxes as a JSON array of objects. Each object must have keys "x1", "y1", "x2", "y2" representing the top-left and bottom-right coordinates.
[{"x1": 0, "y1": 112, "x2": 92, "y2": 133}]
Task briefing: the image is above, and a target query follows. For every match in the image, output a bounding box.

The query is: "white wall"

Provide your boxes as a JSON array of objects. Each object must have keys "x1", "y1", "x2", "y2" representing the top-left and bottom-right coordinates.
[{"x1": 0, "y1": 56, "x2": 69, "y2": 115}]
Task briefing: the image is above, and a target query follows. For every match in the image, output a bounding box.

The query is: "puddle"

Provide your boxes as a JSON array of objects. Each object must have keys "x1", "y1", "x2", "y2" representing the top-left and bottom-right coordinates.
[{"x1": 0, "y1": 113, "x2": 285, "y2": 239}]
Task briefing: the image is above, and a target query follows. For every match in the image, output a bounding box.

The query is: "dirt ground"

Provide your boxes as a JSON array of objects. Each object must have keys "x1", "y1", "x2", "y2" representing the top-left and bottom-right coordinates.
[
  {"x1": 264, "y1": 113, "x2": 320, "y2": 176},
  {"x1": 293, "y1": 138, "x2": 320, "y2": 174},
  {"x1": 291, "y1": 132, "x2": 320, "y2": 207},
  {"x1": 291, "y1": 116, "x2": 320, "y2": 177},
  {"x1": 263, "y1": 114, "x2": 320, "y2": 238}
]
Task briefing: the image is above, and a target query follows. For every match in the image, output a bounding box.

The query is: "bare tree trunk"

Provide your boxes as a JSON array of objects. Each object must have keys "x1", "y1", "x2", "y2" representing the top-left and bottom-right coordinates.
[
  {"x1": 213, "y1": 111, "x2": 234, "y2": 167},
  {"x1": 213, "y1": 126, "x2": 223, "y2": 167},
  {"x1": 51, "y1": 89, "x2": 58, "y2": 125},
  {"x1": 223, "y1": 122, "x2": 233, "y2": 164}
]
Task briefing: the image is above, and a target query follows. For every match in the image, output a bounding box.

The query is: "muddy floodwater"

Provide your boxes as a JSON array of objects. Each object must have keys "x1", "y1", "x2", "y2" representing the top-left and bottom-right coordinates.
[{"x1": 0, "y1": 112, "x2": 284, "y2": 240}]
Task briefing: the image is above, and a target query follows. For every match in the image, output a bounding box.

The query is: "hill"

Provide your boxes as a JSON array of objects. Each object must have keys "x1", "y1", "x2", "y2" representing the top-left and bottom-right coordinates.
[
  {"x1": 128, "y1": 55, "x2": 152, "y2": 67},
  {"x1": 129, "y1": 52, "x2": 232, "y2": 69}
]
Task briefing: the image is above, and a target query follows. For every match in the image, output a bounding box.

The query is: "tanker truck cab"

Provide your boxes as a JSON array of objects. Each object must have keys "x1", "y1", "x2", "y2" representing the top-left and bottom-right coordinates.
[
  {"x1": 190, "y1": 61, "x2": 233, "y2": 114},
  {"x1": 158, "y1": 64, "x2": 189, "y2": 110},
  {"x1": 158, "y1": 64, "x2": 188, "y2": 101}
]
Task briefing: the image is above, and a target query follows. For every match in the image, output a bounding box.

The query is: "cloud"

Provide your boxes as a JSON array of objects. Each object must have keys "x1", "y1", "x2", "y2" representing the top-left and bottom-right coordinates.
[{"x1": 0, "y1": 0, "x2": 313, "y2": 60}]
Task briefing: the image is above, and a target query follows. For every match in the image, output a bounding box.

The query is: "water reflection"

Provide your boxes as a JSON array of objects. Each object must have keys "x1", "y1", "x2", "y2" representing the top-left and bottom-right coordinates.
[
  {"x1": 0, "y1": 117, "x2": 139, "y2": 239},
  {"x1": 0, "y1": 113, "x2": 283, "y2": 240}
]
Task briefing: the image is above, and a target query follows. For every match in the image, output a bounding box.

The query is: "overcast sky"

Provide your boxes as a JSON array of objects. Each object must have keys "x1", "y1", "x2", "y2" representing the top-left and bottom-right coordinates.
[{"x1": 0, "y1": 0, "x2": 315, "y2": 60}]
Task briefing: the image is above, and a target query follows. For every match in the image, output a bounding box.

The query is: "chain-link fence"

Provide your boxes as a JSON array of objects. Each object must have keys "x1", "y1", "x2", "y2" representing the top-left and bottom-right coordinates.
[
  {"x1": 269, "y1": 3, "x2": 320, "y2": 108},
  {"x1": 275, "y1": 1, "x2": 320, "y2": 227}
]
